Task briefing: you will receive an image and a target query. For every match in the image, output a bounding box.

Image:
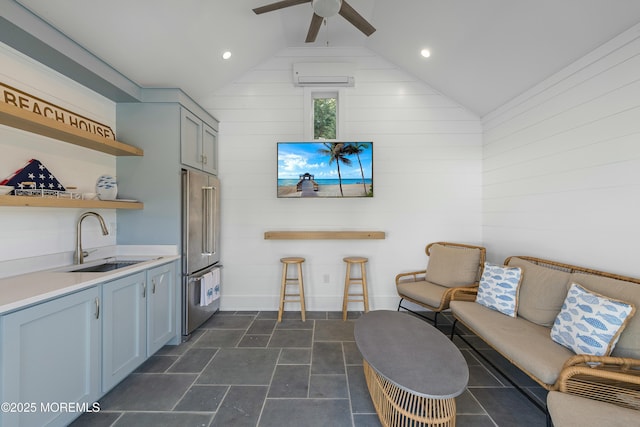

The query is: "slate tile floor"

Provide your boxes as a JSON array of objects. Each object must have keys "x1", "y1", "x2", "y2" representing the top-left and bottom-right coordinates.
[{"x1": 71, "y1": 311, "x2": 548, "y2": 427}]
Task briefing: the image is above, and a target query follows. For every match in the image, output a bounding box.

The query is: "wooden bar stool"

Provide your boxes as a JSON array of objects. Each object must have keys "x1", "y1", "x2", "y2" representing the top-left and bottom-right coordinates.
[
  {"x1": 342, "y1": 256, "x2": 369, "y2": 320},
  {"x1": 278, "y1": 257, "x2": 306, "y2": 322}
]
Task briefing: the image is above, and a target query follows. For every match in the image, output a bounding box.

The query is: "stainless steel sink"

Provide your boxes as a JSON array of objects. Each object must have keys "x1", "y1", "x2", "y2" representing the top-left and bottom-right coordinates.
[{"x1": 68, "y1": 261, "x2": 144, "y2": 273}]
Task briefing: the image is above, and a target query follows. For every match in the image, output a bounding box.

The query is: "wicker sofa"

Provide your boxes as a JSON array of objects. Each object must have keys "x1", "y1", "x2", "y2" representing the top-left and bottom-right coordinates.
[{"x1": 449, "y1": 256, "x2": 640, "y2": 422}]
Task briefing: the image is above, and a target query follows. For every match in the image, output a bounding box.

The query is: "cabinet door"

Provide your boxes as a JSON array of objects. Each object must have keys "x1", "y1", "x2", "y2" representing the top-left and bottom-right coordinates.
[
  {"x1": 202, "y1": 123, "x2": 218, "y2": 175},
  {"x1": 147, "y1": 263, "x2": 176, "y2": 356},
  {"x1": 0, "y1": 287, "x2": 101, "y2": 427},
  {"x1": 180, "y1": 107, "x2": 203, "y2": 170},
  {"x1": 102, "y1": 272, "x2": 146, "y2": 392}
]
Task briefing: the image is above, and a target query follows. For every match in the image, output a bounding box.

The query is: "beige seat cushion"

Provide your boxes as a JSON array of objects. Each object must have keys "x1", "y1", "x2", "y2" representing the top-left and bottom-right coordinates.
[
  {"x1": 547, "y1": 391, "x2": 639, "y2": 427},
  {"x1": 424, "y1": 244, "x2": 481, "y2": 288},
  {"x1": 569, "y1": 273, "x2": 640, "y2": 359},
  {"x1": 507, "y1": 257, "x2": 571, "y2": 327},
  {"x1": 450, "y1": 300, "x2": 574, "y2": 386},
  {"x1": 397, "y1": 280, "x2": 447, "y2": 309}
]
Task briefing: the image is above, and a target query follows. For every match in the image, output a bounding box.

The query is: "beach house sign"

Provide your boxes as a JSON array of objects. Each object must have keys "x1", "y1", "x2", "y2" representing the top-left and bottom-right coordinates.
[{"x1": 1, "y1": 82, "x2": 115, "y2": 140}]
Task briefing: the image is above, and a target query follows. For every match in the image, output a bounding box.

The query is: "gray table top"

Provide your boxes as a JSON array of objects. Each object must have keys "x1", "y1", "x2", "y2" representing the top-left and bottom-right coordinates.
[{"x1": 354, "y1": 310, "x2": 469, "y2": 399}]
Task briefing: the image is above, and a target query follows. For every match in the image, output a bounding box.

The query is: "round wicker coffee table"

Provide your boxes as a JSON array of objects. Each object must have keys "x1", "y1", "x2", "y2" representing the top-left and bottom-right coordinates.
[{"x1": 354, "y1": 310, "x2": 469, "y2": 427}]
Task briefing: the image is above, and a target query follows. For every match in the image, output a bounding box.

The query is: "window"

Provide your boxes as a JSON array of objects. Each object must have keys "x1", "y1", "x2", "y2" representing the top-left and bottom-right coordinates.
[
  {"x1": 304, "y1": 88, "x2": 345, "y2": 140},
  {"x1": 313, "y1": 93, "x2": 337, "y2": 139}
]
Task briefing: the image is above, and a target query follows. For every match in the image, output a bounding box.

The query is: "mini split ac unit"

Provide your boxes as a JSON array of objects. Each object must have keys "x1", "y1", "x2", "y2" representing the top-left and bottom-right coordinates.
[{"x1": 293, "y1": 62, "x2": 355, "y2": 87}]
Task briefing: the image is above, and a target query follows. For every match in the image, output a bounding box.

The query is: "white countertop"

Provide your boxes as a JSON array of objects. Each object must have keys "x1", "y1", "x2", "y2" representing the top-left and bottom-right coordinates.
[{"x1": 0, "y1": 247, "x2": 180, "y2": 315}]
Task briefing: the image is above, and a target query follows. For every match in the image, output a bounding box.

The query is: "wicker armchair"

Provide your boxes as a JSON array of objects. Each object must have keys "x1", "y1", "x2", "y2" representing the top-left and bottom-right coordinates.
[
  {"x1": 396, "y1": 242, "x2": 486, "y2": 327},
  {"x1": 547, "y1": 355, "x2": 640, "y2": 426}
]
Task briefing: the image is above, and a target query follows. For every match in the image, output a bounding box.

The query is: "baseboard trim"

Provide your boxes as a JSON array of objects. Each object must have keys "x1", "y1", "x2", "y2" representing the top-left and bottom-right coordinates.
[{"x1": 219, "y1": 295, "x2": 402, "y2": 312}]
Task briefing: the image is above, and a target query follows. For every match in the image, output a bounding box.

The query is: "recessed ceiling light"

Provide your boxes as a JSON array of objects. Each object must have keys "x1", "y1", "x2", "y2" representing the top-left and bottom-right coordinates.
[
  {"x1": 222, "y1": 51, "x2": 232, "y2": 60},
  {"x1": 420, "y1": 49, "x2": 431, "y2": 58}
]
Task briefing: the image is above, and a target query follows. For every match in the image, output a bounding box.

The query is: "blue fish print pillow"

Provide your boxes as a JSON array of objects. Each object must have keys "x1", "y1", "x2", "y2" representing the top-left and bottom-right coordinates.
[
  {"x1": 551, "y1": 283, "x2": 636, "y2": 356},
  {"x1": 475, "y1": 262, "x2": 523, "y2": 317}
]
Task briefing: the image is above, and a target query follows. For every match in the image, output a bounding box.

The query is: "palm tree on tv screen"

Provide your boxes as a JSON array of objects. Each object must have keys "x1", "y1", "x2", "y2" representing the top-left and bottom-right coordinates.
[
  {"x1": 317, "y1": 142, "x2": 351, "y2": 196},
  {"x1": 344, "y1": 142, "x2": 370, "y2": 195}
]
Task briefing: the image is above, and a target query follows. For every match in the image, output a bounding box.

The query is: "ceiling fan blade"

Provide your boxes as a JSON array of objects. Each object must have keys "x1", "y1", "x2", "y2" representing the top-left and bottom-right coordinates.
[
  {"x1": 339, "y1": 0, "x2": 376, "y2": 36},
  {"x1": 305, "y1": 13, "x2": 324, "y2": 43},
  {"x1": 253, "y1": 0, "x2": 311, "y2": 14}
]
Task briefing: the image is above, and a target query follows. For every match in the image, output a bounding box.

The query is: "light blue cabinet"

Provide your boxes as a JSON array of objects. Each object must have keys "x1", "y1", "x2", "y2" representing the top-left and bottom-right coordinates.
[
  {"x1": 202, "y1": 122, "x2": 218, "y2": 176},
  {"x1": 102, "y1": 263, "x2": 176, "y2": 392},
  {"x1": 0, "y1": 287, "x2": 101, "y2": 427},
  {"x1": 102, "y1": 271, "x2": 146, "y2": 392},
  {"x1": 181, "y1": 107, "x2": 218, "y2": 175},
  {"x1": 0, "y1": 260, "x2": 177, "y2": 427},
  {"x1": 147, "y1": 263, "x2": 176, "y2": 356}
]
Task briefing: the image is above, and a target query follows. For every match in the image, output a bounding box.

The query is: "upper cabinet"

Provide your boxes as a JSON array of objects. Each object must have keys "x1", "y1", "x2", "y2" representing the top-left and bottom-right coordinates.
[{"x1": 181, "y1": 107, "x2": 218, "y2": 175}]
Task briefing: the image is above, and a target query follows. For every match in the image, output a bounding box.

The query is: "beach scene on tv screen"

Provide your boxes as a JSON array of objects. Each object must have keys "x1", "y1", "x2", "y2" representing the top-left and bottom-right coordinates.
[{"x1": 278, "y1": 142, "x2": 373, "y2": 198}]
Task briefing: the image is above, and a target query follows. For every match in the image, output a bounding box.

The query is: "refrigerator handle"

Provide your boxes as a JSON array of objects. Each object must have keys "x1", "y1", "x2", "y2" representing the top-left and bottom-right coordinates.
[{"x1": 202, "y1": 186, "x2": 214, "y2": 256}]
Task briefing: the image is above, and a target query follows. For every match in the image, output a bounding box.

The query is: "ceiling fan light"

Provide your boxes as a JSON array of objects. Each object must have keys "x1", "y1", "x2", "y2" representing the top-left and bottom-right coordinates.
[{"x1": 312, "y1": 0, "x2": 342, "y2": 18}]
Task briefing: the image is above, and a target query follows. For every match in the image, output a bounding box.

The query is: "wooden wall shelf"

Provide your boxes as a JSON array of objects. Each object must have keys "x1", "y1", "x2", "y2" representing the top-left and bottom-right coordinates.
[
  {"x1": 264, "y1": 231, "x2": 385, "y2": 240},
  {"x1": 0, "y1": 195, "x2": 143, "y2": 210},
  {"x1": 0, "y1": 102, "x2": 143, "y2": 156}
]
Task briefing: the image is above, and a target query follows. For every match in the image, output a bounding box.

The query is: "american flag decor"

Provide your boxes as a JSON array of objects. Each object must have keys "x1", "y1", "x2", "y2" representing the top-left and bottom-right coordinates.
[{"x1": 0, "y1": 159, "x2": 66, "y2": 192}]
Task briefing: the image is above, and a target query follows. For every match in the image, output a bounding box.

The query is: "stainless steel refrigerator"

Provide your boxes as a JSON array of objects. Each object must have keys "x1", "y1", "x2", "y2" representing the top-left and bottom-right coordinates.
[{"x1": 182, "y1": 169, "x2": 221, "y2": 339}]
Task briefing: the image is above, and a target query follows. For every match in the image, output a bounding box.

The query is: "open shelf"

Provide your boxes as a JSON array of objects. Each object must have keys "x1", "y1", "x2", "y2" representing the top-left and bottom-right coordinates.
[
  {"x1": 0, "y1": 195, "x2": 143, "y2": 210},
  {"x1": 264, "y1": 231, "x2": 385, "y2": 240},
  {"x1": 0, "y1": 102, "x2": 143, "y2": 156}
]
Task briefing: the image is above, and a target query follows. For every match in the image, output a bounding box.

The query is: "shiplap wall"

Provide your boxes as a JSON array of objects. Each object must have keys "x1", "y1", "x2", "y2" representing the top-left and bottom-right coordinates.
[
  {"x1": 0, "y1": 43, "x2": 117, "y2": 269},
  {"x1": 482, "y1": 24, "x2": 640, "y2": 277},
  {"x1": 201, "y1": 47, "x2": 483, "y2": 311}
]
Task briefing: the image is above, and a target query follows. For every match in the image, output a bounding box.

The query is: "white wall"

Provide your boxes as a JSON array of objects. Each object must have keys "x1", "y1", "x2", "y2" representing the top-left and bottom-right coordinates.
[
  {"x1": 201, "y1": 47, "x2": 483, "y2": 311},
  {"x1": 0, "y1": 43, "x2": 117, "y2": 272},
  {"x1": 482, "y1": 24, "x2": 640, "y2": 278}
]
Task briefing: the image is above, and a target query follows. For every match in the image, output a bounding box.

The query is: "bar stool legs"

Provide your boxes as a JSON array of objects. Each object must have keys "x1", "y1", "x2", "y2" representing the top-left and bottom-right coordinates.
[
  {"x1": 279, "y1": 257, "x2": 306, "y2": 322},
  {"x1": 342, "y1": 256, "x2": 369, "y2": 320}
]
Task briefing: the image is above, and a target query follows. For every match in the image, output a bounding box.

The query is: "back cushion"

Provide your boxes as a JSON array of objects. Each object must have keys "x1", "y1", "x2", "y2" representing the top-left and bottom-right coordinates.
[
  {"x1": 570, "y1": 273, "x2": 640, "y2": 359},
  {"x1": 508, "y1": 257, "x2": 571, "y2": 327},
  {"x1": 424, "y1": 244, "x2": 481, "y2": 288}
]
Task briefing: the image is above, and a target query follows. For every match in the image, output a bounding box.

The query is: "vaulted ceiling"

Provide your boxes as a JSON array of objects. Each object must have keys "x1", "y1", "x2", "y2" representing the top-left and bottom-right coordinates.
[{"x1": 11, "y1": 0, "x2": 640, "y2": 117}]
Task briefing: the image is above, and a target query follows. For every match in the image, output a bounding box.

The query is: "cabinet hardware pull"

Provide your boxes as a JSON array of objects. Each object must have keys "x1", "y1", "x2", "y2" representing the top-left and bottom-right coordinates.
[
  {"x1": 142, "y1": 283, "x2": 147, "y2": 298},
  {"x1": 152, "y1": 278, "x2": 157, "y2": 294},
  {"x1": 203, "y1": 155, "x2": 208, "y2": 164},
  {"x1": 95, "y1": 297, "x2": 100, "y2": 319}
]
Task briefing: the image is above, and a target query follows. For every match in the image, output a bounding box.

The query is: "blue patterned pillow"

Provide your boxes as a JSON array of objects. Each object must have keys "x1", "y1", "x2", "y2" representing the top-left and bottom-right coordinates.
[
  {"x1": 475, "y1": 262, "x2": 522, "y2": 317},
  {"x1": 551, "y1": 283, "x2": 636, "y2": 356}
]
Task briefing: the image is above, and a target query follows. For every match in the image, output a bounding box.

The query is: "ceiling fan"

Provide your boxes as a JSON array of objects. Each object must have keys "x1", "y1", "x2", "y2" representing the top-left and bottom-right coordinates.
[{"x1": 253, "y1": 0, "x2": 376, "y2": 43}]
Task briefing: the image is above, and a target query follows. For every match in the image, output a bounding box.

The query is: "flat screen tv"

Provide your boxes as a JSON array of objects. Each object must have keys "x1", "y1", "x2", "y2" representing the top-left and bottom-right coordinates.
[{"x1": 277, "y1": 141, "x2": 373, "y2": 198}]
